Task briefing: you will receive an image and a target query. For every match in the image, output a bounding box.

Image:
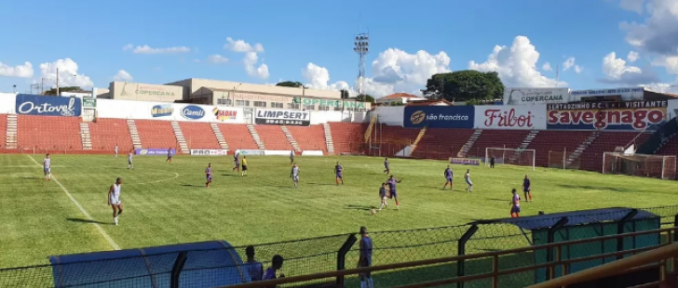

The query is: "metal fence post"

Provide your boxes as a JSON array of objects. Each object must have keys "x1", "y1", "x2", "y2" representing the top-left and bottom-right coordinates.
[
  {"x1": 617, "y1": 209, "x2": 638, "y2": 260},
  {"x1": 546, "y1": 217, "x2": 569, "y2": 280},
  {"x1": 170, "y1": 251, "x2": 188, "y2": 288},
  {"x1": 457, "y1": 224, "x2": 479, "y2": 288},
  {"x1": 336, "y1": 233, "x2": 357, "y2": 286},
  {"x1": 674, "y1": 215, "x2": 678, "y2": 243}
]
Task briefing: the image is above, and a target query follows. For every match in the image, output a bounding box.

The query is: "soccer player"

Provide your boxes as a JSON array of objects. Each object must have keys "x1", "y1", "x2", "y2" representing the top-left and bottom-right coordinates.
[
  {"x1": 205, "y1": 163, "x2": 213, "y2": 188},
  {"x1": 262, "y1": 255, "x2": 285, "y2": 280},
  {"x1": 442, "y1": 165, "x2": 453, "y2": 190},
  {"x1": 127, "y1": 150, "x2": 134, "y2": 169},
  {"x1": 108, "y1": 177, "x2": 124, "y2": 226},
  {"x1": 166, "y1": 148, "x2": 172, "y2": 163},
  {"x1": 290, "y1": 150, "x2": 295, "y2": 165},
  {"x1": 114, "y1": 144, "x2": 119, "y2": 158},
  {"x1": 241, "y1": 156, "x2": 248, "y2": 176},
  {"x1": 335, "y1": 162, "x2": 344, "y2": 185},
  {"x1": 378, "y1": 183, "x2": 388, "y2": 211},
  {"x1": 358, "y1": 226, "x2": 374, "y2": 288},
  {"x1": 490, "y1": 156, "x2": 495, "y2": 168},
  {"x1": 43, "y1": 153, "x2": 51, "y2": 181},
  {"x1": 464, "y1": 169, "x2": 473, "y2": 192},
  {"x1": 510, "y1": 188, "x2": 521, "y2": 218},
  {"x1": 383, "y1": 158, "x2": 390, "y2": 174},
  {"x1": 244, "y1": 246, "x2": 263, "y2": 282},
  {"x1": 232, "y1": 153, "x2": 240, "y2": 172},
  {"x1": 290, "y1": 163, "x2": 300, "y2": 188},
  {"x1": 387, "y1": 175, "x2": 402, "y2": 209},
  {"x1": 523, "y1": 175, "x2": 533, "y2": 202}
]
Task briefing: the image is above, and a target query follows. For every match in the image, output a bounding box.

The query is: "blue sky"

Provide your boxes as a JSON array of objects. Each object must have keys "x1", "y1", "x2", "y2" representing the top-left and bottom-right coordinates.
[{"x1": 1, "y1": 0, "x2": 677, "y2": 97}]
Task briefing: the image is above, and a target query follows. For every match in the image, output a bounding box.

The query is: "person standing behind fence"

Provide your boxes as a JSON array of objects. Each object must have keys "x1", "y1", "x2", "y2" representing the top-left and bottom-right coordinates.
[
  {"x1": 358, "y1": 226, "x2": 374, "y2": 288},
  {"x1": 244, "y1": 246, "x2": 263, "y2": 281},
  {"x1": 262, "y1": 255, "x2": 285, "y2": 286}
]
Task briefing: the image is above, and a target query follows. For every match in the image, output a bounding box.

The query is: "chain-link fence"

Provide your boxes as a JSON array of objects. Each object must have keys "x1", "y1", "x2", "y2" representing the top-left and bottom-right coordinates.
[{"x1": 1, "y1": 205, "x2": 676, "y2": 288}]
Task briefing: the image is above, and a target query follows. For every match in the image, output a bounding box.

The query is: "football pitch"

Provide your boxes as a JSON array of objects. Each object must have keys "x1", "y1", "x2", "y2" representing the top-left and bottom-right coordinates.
[{"x1": 1, "y1": 153, "x2": 678, "y2": 269}]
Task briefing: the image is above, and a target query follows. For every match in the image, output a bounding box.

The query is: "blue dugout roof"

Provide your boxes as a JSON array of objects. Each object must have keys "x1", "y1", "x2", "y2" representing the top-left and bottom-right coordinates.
[
  {"x1": 49, "y1": 240, "x2": 249, "y2": 288},
  {"x1": 472, "y1": 207, "x2": 658, "y2": 231}
]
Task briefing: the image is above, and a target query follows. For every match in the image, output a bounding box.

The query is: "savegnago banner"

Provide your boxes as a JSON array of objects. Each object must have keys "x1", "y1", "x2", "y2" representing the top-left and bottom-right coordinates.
[
  {"x1": 254, "y1": 109, "x2": 311, "y2": 126},
  {"x1": 546, "y1": 100, "x2": 668, "y2": 131}
]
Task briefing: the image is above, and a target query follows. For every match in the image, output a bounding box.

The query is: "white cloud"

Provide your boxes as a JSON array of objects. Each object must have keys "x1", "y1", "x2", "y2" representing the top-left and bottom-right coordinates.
[
  {"x1": 619, "y1": 0, "x2": 646, "y2": 13},
  {"x1": 574, "y1": 65, "x2": 583, "y2": 74},
  {"x1": 562, "y1": 57, "x2": 583, "y2": 74},
  {"x1": 112, "y1": 70, "x2": 133, "y2": 81},
  {"x1": 0, "y1": 61, "x2": 34, "y2": 78},
  {"x1": 651, "y1": 55, "x2": 678, "y2": 74},
  {"x1": 469, "y1": 35, "x2": 566, "y2": 87},
  {"x1": 123, "y1": 44, "x2": 191, "y2": 54},
  {"x1": 619, "y1": 0, "x2": 678, "y2": 56},
  {"x1": 627, "y1": 51, "x2": 640, "y2": 62},
  {"x1": 38, "y1": 58, "x2": 94, "y2": 87},
  {"x1": 224, "y1": 37, "x2": 264, "y2": 53},
  {"x1": 600, "y1": 51, "x2": 658, "y2": 84},
  {"x1": 243, "y1": 52, "x2": 269, "y2": 79},
  {"x1": 301, "y1": 63, "x2": 350, "y2": 91},
  {"x1": 642, "y1": 82, "x2": 678, "y2": 94},
  {"x1": 207, "y1": 54, "x2": 229, "y2": 64},
  {"x1": 542, "y1": 62, "x2": 553, "y2": 71}
]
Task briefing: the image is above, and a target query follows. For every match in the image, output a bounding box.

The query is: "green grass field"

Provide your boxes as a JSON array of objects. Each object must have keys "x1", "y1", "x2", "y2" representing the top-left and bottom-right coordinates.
[{"x1": 1, "y1": 153, "x2": 678, "y2": 270}]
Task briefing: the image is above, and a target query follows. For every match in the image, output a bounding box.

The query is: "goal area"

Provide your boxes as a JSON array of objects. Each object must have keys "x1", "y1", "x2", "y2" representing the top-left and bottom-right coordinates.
[
  {"x1": 602, "y1": 153, "x2": 676, "y2": 180},
  {"x1": 485, "y1": 147, "x2": 535, "y2": 170}
]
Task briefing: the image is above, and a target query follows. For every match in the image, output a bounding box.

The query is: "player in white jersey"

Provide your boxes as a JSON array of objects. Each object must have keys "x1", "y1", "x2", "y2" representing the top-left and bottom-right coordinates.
[
  {"x1": 114, "y1": 145, "x2": 119, "y2": 158},
  {"x1": 43, "y1": 153, "x2": 51, "y2": 181},
  {"x1": 290, "y1": 163, "x2": 300, "y2": 188},
  {"x1": 108, "y1": 177, "x2": 124, "y2": 225},
  {"x1": 128, "y1": 150, "x2": 134, "y2": 169}
]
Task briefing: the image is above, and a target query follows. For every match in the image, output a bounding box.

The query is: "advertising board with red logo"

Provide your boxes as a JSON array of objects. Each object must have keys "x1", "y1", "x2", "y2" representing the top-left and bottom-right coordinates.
[
  {"x1": 473, "y1": 105, "x2": 547, "y2": 130},
  {"x1": 546, "y1": 101, "x2": 668, "y2": 131}
]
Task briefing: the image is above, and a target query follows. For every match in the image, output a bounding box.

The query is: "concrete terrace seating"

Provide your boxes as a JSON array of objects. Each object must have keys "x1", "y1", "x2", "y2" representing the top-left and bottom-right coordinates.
[
  {"x1": 179, "y1": 122, "x2": 220, "y2": 149},
  {"x1": 286, "y1": 125, "x2": 327, "y2": 152},
  {"x1": 374, "y1": 125, "x2": 421, "y2": 156},
  {"x1": 90, "y1": 118, "x2": 133, "y2": 152},
  {"x1": 579, "y1": 132, "x2": 651, "y2": 172},
  {"x1": 467, "y1": 130, "x2": 530, "y2": 158},
  {"x1": 135, "y1": 120, "x2": 177, "y2": 150},
  {"x1": 0, "y1": 115, "x2": 6, "y2": 149},
  {"x1": 329, "y1": 123, "x2": 367, "y2": 154},
  {"x1": 255, "y1": 125, "x2": 292, "y2": 150},
  {"x1": 17, "y1": 115, "x2": 83, "y2": 151},
  {"x1": 411, "y1": 128, "x2": 475, "y2": 159},
  {"x1": 217, "y1": 124, "x2": 259, "y2": 150},
  {"x1": 527, "y1": 131, "x2": 592, "y2": 167}
]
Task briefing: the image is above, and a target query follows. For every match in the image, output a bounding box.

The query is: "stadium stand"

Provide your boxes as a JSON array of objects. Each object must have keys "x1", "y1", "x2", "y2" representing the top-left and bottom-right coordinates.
[
  {"x1": 466, "y1": 129, "x2": 530, "y2": 158},
  {"x1": 527, "y1": 131, "x2": 592, "y2": 167},
  {"x1": 373, "y1": 125, "x2": 421, "y2": 156},
  {"x1": 178, "y1": 122, "x2": 220, "y2": 149},
  {"x1": 656, "y1": 136, "x2": 678, "y2": 156},
  {"x1": 329, "y1": 122, "x2": 367, "y2": 154},
  {"x1": 0, "y1": 115, "x2": 6, "y2": 149},
  {"x1": 579, "y1": 131, "x2": 652, "y2": 172},
  {"x1": 286, "y1": 125, "x2": 328, "y2": 153},
  {"x1": 135, "y1": 120, "x2": 177, "y2": 150},
  {"x1": 253, "y1": 125, "x2": 293, "y2": 150},
  {"x1": 17, "y1": 115, "x2": 83, "y2": 151},
  {"x1": 217, "y1": 124, "x2": 259, "y2": 150},
  {"x1": 89, "y1": 118, "x2": 133, "y2": 152},
  {"x1": 410, "y1": 128, "x2": 475, "y2": 159}
]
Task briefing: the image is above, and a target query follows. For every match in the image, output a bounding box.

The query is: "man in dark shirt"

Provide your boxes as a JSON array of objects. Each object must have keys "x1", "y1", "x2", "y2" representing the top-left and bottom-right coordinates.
[
  {"x1": 358, "y1": 226, "x2": 374, "y2": 288},
  {"x1": 490, "y1": 156, "x2": 495, "y2": 168},
  {"x1": 244, "y1": 246, "x2": 263, "y2": 281},
  {"x1": 262, "y1": 255, "x2": 285, "y2": 287},
  {"x1": 523, "y1": 175, "x2": 533, "y2": 202}
]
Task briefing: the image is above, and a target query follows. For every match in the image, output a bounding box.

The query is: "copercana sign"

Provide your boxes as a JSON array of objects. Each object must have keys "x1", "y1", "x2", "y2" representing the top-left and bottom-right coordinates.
[
  {"x1": 547, "y1": 101, "x2": 667, "y2": 131},
  {"x1": 503, "y1": 88, "x2": 570, "y2": 105},
  {"x1": 474, "y1": 105, "x2": 547, "y2": 130},
  {"x1": 255, "y1": 109, "x2": 311, "y2": 126},
  {"x1": 181, "y1": 105, "x2": 205, "y2": 120},
  {"x1": 403, "y1": 106, "x2": 474, "y2": 128},
  {"x1": 15, "y1": 94, "x2": 82, "y2": 117}
]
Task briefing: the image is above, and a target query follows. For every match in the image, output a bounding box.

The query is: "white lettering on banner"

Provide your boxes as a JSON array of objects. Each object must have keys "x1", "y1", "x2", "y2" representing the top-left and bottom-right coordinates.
[
  {"x1": 18, "y1": 97, "x2": 77, "y2": 116},
  {"x1": 190, "y1": 149, "x2": 228, "y2": 156},
  {"x1": 426, "y1": 114, "x2": 469, "y2": 121},
  {"x1": 504, "y1": 88, "x2": 570, "y2": 105},
  {"x1": 474, "y1": 105, "x2": 547, "y2": 130},
  {"x1": 256, "y1": 110, "x2": 309, "y2": 120}
]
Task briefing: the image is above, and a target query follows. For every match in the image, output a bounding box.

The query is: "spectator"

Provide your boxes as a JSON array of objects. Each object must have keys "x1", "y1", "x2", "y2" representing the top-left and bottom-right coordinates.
[
  {"x1": 263, "y1": 255, "x2": 285, "y2": 286},
  {"x1": 358, "y1": 226, "x2": 374, "y2": 288},
  {"x1": 244, "y1": 246, "x2": 263, "y2": 281}
]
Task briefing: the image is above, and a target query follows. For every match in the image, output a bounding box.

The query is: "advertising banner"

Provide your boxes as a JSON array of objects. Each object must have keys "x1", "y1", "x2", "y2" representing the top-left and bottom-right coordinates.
[
  {"x1": 212, "y1": 107, "x2": 243, "y2": 123},
  {"x1": 503, "y1": 88, "x2": 570, "y2": 105},
  {"x1": 83, "y1": 97, "x2": 96, "y2": 108},
  {"x1": 474, "y1": 105, "x2": 547, "y2": 130},
  {"x1": 450, "y1": 158, "x2": 481, "y2": 166},
  {"x1": 546, "y1": 101, "x2": 668, "y2": 131},
  {"x1": 404, "y1": 106, "x2": 474, "y2": 128},
  {"x1": 293, "y1": 97, "x2": 367, "y2": 109},
  {"x1": 136, "y1": 148, "x2": 176, "y2": 156},
  {"x1": 235, "y1": 149, "x2": 264, "y2": 156},
  {"x1": 96, "y1": 99, "x2": 246, "y2": 123},
  {"x1": 264, "y1": 150, "x2": 294, "y2": 156},
  {"x1": 570, "y1": 87, "x2": 644, "y2": 101},
  {"x1": 151, "y1": 104, "x2": 174, "y2": 118},
  {"x1": 255, "y1": 109, "x2": 310, "y2": 126},
  {"x1": 190, "y1": 149, "x2": 228, "y2": 156},
  {"x1": 15, "y1": 94, "x2": 82, "y2": 117},
  {"x1": 301, "y1": 150, "x2": 324, "y2": 156},
  {"x1": 180, "y1": 105, "x2": 206, "y2": 120}
]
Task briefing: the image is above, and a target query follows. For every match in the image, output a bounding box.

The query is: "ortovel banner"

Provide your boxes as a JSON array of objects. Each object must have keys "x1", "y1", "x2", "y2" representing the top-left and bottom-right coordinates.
[
  {"x1": 474, "y1": 105, "x2": 547, "y2": 130},
  {"x1": 255, "y1": 109, "x2": 310, "y2": 126},
  {"x1": 404, "y1": 106, "x2": 474, "y2": 128},
  {"x1": 547, "y1": 101, "x2": 668, "y2": 131},
  {"x1": 15, "y1": 94, "x2": 82, "y2": 117},
  {"x1": 503, "y1": 88, "x2": 570, "y2": 105}
]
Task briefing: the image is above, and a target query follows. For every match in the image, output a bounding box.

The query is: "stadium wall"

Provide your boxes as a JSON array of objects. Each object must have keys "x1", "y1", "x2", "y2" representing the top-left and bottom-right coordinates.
[
  {"x1": 0, "y1": 93, "x2": 16, "y2": 114},
  {"x1": 375, "y1": 106, "x2": 405, "y2": 126},
  {"x1": 97, "y1": 99, "x2": 246, "y2": 123}
]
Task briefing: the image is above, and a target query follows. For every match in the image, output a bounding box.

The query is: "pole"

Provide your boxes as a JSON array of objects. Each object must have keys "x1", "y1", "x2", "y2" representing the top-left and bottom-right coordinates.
[
  {"x1": 563, "y1": 147, "x2": 566, "y2": 169},
  {"x1": 56, "y1": 68, "x2": 60, "y2": 96}
]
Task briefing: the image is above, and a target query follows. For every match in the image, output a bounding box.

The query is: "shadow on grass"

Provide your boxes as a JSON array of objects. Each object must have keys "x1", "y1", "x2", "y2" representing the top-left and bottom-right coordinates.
[
  {"x1": 181, "y1": 184, "x2": 204, "y2": 188},
  {"x1": 308, "y1": 182, "x2": 336, "y2": 186},
  {"x1": 556, "y1": 184, "x2": 634, "y2": 193},
  {"x1": 67, "y1": 218, "x2": 111, "y2": 225},
  {"x1": 345, "y1": 205, "x2": 376, "y2": 211}
]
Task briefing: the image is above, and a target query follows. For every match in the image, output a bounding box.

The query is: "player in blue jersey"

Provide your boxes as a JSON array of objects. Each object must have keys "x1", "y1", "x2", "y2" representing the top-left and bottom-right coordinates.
[
  {"x1": 335, "y1": 162, "x2": 344, "y2": 185},
  {"x1": 358, "y1": 226, "x2": 374, "y2": 288},
  {"x1": 205, "y1": 163, "x2": 212, "y2": 188},
  {"x1": 442, "y1": 165, "x2": 453, "y2": 190},
  {"x1": 378, "y1": 183, "x2": 388, "y2": 211},
  {"x1": 166, "y1": 148, "x2": 172, "y2": 163},
  {"x1": 510, "y1": 188, "x2": 521, "y2": 218},
  {"x1": 387, "y1": 175, "x2": 402, "y2": 209},
  {"x1": 383, "y1": 158, "x2": 390, "y2": 174},
  {"x1": 232, "y1": 153, "x2": 240, "y2": 172},
  {"x1": 464, "y1": 169, "x2": 473, "y2": 192},
  {"x1": 523, "y1": 175, "x2": 533, "y2": 202}
]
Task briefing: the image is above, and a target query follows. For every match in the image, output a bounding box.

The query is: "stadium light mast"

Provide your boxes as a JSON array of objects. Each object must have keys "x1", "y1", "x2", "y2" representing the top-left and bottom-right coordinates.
[{"x1": 353, "y1": 33, "x2": 369, "y2": 96}]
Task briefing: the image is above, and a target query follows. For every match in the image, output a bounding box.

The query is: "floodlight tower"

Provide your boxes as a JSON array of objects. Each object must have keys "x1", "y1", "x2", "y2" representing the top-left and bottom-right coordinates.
[{"x1": 353, "y1": 33, "x2": 369, "y2": 95}]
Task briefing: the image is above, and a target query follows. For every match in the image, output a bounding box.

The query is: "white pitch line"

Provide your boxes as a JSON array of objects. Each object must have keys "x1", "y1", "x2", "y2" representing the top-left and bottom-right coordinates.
[{"x1": 27, "y1": 155, "x2": 121, "y2": 251}]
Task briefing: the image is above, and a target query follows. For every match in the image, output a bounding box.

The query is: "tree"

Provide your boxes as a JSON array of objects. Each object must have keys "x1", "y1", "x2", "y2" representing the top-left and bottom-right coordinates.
[
  {"x1": 42, "y1": 86, "x2": 82, "y2": 95},
  {"x1": 422, "y1": 70, "x2": 504, "y2": 103},
  {"x1": 340, "y1": 89, "x2": 349, "y2": 99},
  {"x1": 276, "y1": 81, "x2": 305, "y2": 88},
  {"x1": 355, "y1": 94, "x2": 375, "y2": 103}
]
